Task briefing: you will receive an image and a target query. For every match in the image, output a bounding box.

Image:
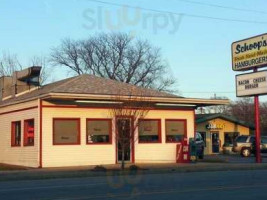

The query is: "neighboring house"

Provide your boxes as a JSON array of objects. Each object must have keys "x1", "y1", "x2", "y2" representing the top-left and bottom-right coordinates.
[
  {"x1": 196, "y1": 114, "x2": 254, "y2": 155},
  {"x1": 0, "y1": 67, "x2": 228, "y2": 168}
]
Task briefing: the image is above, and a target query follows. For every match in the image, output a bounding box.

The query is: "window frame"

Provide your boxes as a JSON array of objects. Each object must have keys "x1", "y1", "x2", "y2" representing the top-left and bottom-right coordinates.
[
  {"x1": 138, "y1": 119, "x2": 162, "y2": 144},
  {"x1": 11, "y1": 121, "x2": 21, "y2": 147},
  {"x1": 165, "y1": 119, "x2": 187, "y2": 143},
  {"x1": 86, "y1": 118, "x2": 112, "y2": 145},
  {"x1": 53, "y1": 118, "x2": 81, "y2": 145},
  {"x1": 23, "y1": 118, "x2": 35, "y2": 147},
  {"x1": 198, "y1": 132, "x2": 206, "y2": 147},
  {"x1": 224, "y1": 132, "x2": 240, "y2": 145}
]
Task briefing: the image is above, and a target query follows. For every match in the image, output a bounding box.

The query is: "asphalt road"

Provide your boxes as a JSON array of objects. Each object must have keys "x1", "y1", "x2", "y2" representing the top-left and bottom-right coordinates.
[{"x1": 1, "y1": 169, "x2": 267, "y2": 200}]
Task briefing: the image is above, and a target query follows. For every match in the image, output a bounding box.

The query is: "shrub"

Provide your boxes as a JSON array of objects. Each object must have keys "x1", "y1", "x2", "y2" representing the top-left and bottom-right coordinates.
[
  {"x1": 129, "y1": 165, "x2": 140, "y2": 171},
  {"x1": 92, "y1": 165, "x2": 106, "y2": 172}
]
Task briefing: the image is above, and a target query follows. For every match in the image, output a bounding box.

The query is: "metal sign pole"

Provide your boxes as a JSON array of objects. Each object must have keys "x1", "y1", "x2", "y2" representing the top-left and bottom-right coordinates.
[{"x1": 254, "y1": 68, "x2": 262, "y2": 163}]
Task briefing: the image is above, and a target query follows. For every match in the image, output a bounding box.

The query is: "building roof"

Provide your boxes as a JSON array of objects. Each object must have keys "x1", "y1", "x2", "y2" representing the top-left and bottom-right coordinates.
[
  {"x1": 0, "y1": 74, "x2": 180, "y2": 107},
  {"x1": 196, "y1": 113, "x2": 254, "y2": 129}
]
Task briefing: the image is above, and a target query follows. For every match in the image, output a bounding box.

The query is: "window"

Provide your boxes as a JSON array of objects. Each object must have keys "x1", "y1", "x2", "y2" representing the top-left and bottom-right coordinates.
[
  {"x1": 138, "y1": 119, "x2": 161, "y2": 143},
  {"x1": 166, "y1": 119, "x2": 186, "y2": 143},
  {"x1": 261, "y1": 137, "x2": 267, "y2": 144},
  {"x1": 24, "y1": 119, "x2": 34, "y2": 146},
  {"x1": 53, "y1": 118, "x2": 80, "y2": 145},
  {"x1": 236, "y1": 135, "x2": 248, "y2": 143},
  {"x1": 224, "y1": 132, "x2": 239, "y2": 145},
  {"x1": 86, "y1": 119, "x2": 112, "y2": 144},
  {"x1": 199, "y1": 132, "x2": 206, "y2": 147},
  {"x1": 249, "y1": 136, "x2": 255, "y2": 143},
  {"x1": 11, "y1": 121, "x2": 21, "y2": 147}
]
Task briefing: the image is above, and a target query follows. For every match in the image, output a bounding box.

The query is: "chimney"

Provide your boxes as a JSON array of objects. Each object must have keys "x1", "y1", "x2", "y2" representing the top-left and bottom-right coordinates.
[
  {"x1": 0, "y1": 76, "x2": 13, "y2": 101},
  {"x1": 0, "y1": 66, "x2": 42, "y2": 101}
]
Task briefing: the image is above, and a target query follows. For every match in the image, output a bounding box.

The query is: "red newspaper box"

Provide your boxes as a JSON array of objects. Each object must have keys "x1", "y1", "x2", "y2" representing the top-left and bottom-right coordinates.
[
  {"x1": 176, "y1": 138, "x2": 190, "y2": 163},
  {"x1": 176, "y1": 143, "x2": 182, "y2": 163}
]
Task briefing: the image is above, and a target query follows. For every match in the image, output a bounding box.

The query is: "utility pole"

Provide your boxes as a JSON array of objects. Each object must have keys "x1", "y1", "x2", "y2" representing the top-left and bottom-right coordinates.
[{"x1": 254, "y1": 68, "x2": 262, "y2": 163}]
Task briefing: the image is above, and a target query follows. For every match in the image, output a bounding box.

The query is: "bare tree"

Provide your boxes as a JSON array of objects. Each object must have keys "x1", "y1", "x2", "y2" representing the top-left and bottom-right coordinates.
[
  {"x1": 29, "y1": 56, "x2": 53, "y2": 85},
  {"x1": 229, "y1": 98, "x2": 254, "y2": 125},
  {"x1": 50, "y1": 33, "x2": 176, "y2": 92},
  {"x1": 0, "y1": 52, "x2": 22, "y2": 77},
  {"x1": 0, "y1": 52, "x2": 52, "y2": 86},
  {"x1": 109, "y1": 89, "x2": 152, "y2": 170},
  {"x1": 198, "y1": 96, "x2": 230, "y2": 114},
  {"x1": 260, "y1": 102, "x2": 267, "y2": 135}
]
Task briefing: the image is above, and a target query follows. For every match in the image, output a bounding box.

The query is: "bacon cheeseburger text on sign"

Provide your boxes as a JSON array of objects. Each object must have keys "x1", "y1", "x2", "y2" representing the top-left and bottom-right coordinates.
[
  {"x1": 236, "y1": 70, "x2": 267, "y2": 97},
  {"x1": 232, "y1": 33, "x2": 267, "y2": 71}
]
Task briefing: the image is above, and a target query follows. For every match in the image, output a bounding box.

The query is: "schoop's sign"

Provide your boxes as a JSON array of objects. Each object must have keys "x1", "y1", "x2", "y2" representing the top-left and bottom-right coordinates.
[{"x1": 232, "y1": 33, "x2": 267, "y2": 71}]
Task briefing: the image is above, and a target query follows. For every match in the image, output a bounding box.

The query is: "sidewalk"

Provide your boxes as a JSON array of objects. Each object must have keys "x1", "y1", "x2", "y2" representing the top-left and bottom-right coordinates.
[{"x1": 1, "y1": 162, "x2": 267, "y2": 182}]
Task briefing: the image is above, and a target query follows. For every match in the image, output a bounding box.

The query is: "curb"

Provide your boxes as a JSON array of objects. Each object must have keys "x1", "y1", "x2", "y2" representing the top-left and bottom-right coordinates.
[{"x1": 1, "y1": 163, "x2": 267, "y2": 182}]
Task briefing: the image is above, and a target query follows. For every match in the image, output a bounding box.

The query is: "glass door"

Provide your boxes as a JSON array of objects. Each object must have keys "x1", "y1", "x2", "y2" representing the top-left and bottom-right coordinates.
[
  {"x1": 211, "y1": 132, "x2": 220, "y2": 153},
  {"x1": 117, "y1": 118, "x2": 131, "y2": 162}
]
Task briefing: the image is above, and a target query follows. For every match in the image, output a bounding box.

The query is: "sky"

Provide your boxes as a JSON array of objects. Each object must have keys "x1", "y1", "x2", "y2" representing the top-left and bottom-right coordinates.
[{"x1": 1, "y1": 0, "x2": 267, "y2": 101}]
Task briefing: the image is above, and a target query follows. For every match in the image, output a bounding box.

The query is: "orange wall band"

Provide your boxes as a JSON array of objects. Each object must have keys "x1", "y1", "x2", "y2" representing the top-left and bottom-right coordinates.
[{"x1": 0, "y1": 106, "x2": 38, "y2": 115}]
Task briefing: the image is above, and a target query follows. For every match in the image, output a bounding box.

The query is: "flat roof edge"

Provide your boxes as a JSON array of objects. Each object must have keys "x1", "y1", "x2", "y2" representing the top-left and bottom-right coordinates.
[{"x1": 45, "y1": 93, "x2": 230, "y2": 106}]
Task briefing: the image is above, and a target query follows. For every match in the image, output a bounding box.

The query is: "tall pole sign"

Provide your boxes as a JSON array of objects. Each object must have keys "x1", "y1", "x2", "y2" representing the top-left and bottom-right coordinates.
[{"x1": 232, "y1": 33, "x2": 267, "y2": 163}]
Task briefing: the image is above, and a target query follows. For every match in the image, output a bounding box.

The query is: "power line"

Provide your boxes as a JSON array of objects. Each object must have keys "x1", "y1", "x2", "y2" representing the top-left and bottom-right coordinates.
[
  {"x1": 176, "y1": 0, "x2": 267, "y2": 15},
  {"x1": 84, "y1": 0, "x2": 267, "y2": 24},
  {"x1": 182, "y1": 91, "x2": 235, "y2": 94}
]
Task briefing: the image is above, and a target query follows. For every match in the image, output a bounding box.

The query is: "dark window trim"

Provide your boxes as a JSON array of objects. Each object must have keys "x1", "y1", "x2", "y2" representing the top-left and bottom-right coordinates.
[
  {"x1": 198, "y1": 132, "x2": 207, "y2": 147},
  {"x1": 53, "y1": 118, "x2": 81, "y2": 145},
  {"x1": 224, "y1": 132, "x2": 240, "y2": 145},
  {"x1": 165, "y1": 119, "x2": 187, "y2": 143},
  {"x1": 138, "y1": 119, "x2": 162, "y2": 144},
  {"x1": 24, "y1": 118, "x2": 35, "y2": 147},
  {"x1": 11, "y1": 121, "x2": 21, "y2": 147},
  {"x1": 86, "y1": 118, "x2": 112, "y2": 145}
]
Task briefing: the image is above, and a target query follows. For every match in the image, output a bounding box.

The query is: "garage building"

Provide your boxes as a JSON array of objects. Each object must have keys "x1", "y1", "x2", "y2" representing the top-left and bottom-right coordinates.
[{"x1": 196, "y1": 114, "x2": 253, "y2": 155}]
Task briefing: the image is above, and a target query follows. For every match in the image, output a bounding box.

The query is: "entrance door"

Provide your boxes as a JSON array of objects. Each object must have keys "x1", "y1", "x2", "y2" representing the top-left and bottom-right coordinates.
[
  {"x1": 211, "y1": 132, "x2": 220, "y2": 153},
  {"x1": 117, "y1": 118, "x2": 132, "y2": 162}
]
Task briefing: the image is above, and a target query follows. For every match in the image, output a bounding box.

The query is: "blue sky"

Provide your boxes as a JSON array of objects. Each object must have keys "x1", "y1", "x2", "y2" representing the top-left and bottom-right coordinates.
[{"x1": 1, "y1": 0, "x2": 267, "y2": 101}]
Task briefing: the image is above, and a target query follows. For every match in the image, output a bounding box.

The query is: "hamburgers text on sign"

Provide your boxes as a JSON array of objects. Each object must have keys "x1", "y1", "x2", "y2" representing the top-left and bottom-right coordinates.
[
  {"x1": 236, "y1": 70, "x2": 267, "y2": 97},
  {"x1": 232, "y1": 33, "x2": 267, "y2": 71}
]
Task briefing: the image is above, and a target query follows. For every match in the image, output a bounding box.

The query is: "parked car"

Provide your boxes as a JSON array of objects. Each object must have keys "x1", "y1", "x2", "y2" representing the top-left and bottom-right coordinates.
[
  {"x1": 233, "y1": 135, "x2": 267, "y2": 157},
  {"x1": 251, "y1": 136, "x2": 267, "y2": 155},
  {"x1": 195, "y1": 132, "x2": 205, "y2": 159},
  {"x1": 222, "y1": 143, "x2": 234, "y2": 154}
]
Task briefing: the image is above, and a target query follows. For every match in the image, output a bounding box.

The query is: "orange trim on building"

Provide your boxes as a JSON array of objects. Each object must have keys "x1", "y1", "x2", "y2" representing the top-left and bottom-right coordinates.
[
  {"x1": 165, "y1": 119, "x2": 187, "y2": 143},
  {"x1": 0, "y1": 106, "x2": 38, "y2": 116},
  {"x1": 52, "y1": 118, "x2": 81, "y2": 145},
  {"x1": 138, "y1": 119, "x2": 162, "y2": 144},
  {"x1": 39, "y1": 100, "x2": 43, "y2": 168},
  {"x1": 11, "y1": 121, "x2": 21, "y2": 147},
  {"x1": 86, "y1": 118, "x2": 113, "y2": 145},
  {"x1": 23, "y1": 118, "x2": 35, "y2": 147},
  {"x1": 115, "y1": 116, "x2": 135, "y2": 164},
  {"x1": 42, "y1": 104, "x2": 194, "y2": 111}
]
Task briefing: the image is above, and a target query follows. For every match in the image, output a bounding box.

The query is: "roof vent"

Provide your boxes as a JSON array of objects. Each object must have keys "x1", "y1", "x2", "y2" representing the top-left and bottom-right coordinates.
[
  {"x1": 0, "y1": 66, "x2": 42, "y2": 101},
  {"x1": 16, "y1": 66, "x2": 41, "y2": 86}
]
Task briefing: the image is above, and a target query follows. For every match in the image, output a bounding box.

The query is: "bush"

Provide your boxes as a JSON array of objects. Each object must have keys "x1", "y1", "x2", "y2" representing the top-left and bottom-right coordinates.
[
  {"x1": 129, "y1": 165, "x2": 140, "y2": 171},
  {"x1": 92, "y1": 165, "x2": 106, "y2": 172}
]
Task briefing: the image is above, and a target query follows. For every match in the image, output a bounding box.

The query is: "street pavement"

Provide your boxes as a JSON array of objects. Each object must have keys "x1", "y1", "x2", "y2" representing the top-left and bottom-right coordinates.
[
  {"x1": 0, "y1": 169, "x2": 267, "y2": 200},
  {"x1": 204, "y1": 153, "x2": 267, "y2": 163}
]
